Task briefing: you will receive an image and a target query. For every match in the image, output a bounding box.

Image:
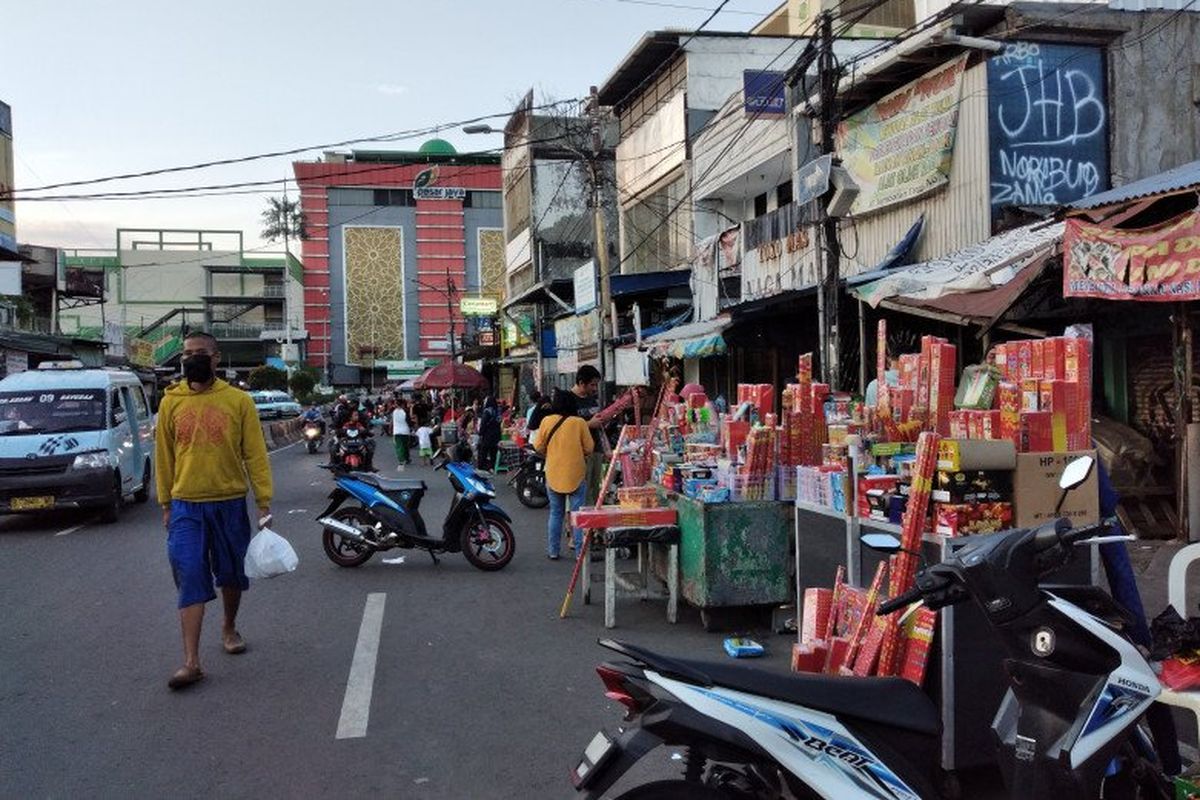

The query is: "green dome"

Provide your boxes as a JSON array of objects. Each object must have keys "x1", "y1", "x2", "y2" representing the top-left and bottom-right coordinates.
[{"x1": 418, "y1": 138, "x2": 457, "y2": 156}]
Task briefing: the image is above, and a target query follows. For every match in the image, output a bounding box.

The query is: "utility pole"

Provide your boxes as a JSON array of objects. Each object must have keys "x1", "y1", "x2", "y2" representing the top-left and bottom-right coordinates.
[
  {"x1": 815, "y1": 10, "x2": 842, "y2": 390},
  {"x1": 445, "y1": 266, "x2": 458, "y2": 363},
  {"x1": 282, "y1": 181, "x2": 294, "y2": 382},
  {"x1": 588, "y1": 85, "x2": 611, "y2": 405}
]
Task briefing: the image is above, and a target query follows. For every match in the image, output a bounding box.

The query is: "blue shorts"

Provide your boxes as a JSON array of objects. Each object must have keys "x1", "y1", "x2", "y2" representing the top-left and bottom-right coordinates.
[{"x1": 167, "y1": 498, "x2": 253, "y2": 609}]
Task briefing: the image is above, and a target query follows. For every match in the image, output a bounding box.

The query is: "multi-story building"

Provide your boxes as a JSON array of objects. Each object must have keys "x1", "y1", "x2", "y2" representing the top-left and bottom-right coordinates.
[
  {"x1": 293, "y1": 140, "x2": 503, "y2": 385},
  {"x1": 62, "y1": 228, "x2": 303, "y2": 372}
]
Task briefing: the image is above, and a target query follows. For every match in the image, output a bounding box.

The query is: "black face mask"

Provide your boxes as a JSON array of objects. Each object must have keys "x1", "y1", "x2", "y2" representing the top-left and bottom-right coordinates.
[{"x1": 182, "y1": 354, "x2": 214, "y2": 384}]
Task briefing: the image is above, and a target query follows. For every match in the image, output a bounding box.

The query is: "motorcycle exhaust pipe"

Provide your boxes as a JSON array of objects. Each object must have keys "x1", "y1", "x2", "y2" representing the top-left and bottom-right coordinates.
[{"x1": 319, "y1": 516, "x2": 373, "y2": 545}]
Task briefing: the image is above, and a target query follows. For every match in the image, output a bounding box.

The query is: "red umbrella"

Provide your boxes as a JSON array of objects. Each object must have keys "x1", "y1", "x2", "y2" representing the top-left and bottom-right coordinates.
[{"x1": 413, "y1": 361, "x2": 489, "y2": 390}]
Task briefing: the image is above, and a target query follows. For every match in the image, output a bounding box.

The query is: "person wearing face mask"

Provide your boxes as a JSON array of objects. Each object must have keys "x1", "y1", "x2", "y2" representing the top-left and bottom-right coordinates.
[{"x1": 155, "y1": 331, "x2": 274, "y2": 691}]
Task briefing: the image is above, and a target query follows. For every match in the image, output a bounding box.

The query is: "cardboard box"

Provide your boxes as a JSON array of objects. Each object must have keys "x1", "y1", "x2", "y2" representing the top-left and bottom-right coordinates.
[
  {"x1": 1013, "y1": 450, "x2": 1100, "y2": 528},
  {"x1": 936, "y1": 438, "x2": 1017, "y2": 472}
]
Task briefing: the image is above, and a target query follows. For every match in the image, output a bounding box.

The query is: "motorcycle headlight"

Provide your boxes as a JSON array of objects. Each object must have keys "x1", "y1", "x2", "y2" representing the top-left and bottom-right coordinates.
[
  {"x1": 73, "y1": 451, "x2": 114, "y2": 470},
  {"x1": 305, "y1": 428, "x2": 319, "y2": 438}
]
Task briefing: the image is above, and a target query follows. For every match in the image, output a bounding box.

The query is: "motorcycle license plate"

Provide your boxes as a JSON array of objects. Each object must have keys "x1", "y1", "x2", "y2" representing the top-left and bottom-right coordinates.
[
  {"x1": 11, "y1": 495, "x2": 54, "y2": 511},
  {"x1": 571, "y1": 730, "x2": 617, "y2": 789}
]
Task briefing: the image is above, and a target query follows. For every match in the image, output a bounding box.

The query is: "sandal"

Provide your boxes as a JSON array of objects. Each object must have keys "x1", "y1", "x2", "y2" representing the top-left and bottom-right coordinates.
[
  {"x1": 223, "y1": 631, "x2": 247, "y2": 655},
  {"x1": 168, "y1": 665, "x2": 205, "y2": 691}
]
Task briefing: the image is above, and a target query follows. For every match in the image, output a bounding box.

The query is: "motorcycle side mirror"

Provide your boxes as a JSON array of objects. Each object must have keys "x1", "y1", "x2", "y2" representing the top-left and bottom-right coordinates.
[
  {"x1": 1059, "y1": 456, "x2": 1095, "y2": 491},
  {"x1": 1055, "y1": 455, "x2": 1095, "y2": 516},
  {"x1": 861, "y1": 533, "x2": 903, "y2": 554}
]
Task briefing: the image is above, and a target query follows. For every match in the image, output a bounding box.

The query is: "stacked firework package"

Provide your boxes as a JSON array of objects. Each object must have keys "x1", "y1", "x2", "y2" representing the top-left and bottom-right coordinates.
[
  {"x1": 792, "y1": 431, "x2": 940, "y2": 685},
  {"x1": 790, "y1": 354, "x2": 846, "y2": 510},
  {"x1": 990, "y1": 335, "x2": 1091, "y2": 452}
]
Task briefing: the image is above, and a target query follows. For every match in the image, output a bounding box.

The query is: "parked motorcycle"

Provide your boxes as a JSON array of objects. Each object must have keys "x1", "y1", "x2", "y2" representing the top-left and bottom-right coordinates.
[
  {"x1": 330, "y1": 425, "x2": 373, "y2": 471},
  {"x1": 303, "y1": 420, "x2": 324, "y2": 454},
  {"x1": 571, "y1": 456, "x2": 1173, "y2": 799},
  {"x1": 508, "y1": 447, "x2": 548, "y2": 508},
  {"x1": 316, "y1": 453, "x2": 515, "y2": 571}
]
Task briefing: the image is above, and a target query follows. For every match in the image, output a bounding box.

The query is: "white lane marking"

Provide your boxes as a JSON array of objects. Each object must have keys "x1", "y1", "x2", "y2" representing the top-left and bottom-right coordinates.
[
  {"x1": 54, "y1": 524, "x2": 84, "y2": 537},
  {"x1": 270, "y1": 440, "x2": 301, "y2": 455},
  {"x1": 336, "y1": 592, "x2": 387, "y2": 739}
]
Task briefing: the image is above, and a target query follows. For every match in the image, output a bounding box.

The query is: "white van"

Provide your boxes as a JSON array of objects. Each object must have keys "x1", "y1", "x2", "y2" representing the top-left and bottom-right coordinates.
[{"x1": 0, "y1": 363, "x2": 154, "y2": 522}]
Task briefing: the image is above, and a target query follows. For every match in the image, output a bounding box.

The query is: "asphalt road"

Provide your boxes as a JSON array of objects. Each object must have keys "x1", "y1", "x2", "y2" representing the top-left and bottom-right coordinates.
[{"x1": 0, "y1": 435, "x2": 797, "y2": 799}]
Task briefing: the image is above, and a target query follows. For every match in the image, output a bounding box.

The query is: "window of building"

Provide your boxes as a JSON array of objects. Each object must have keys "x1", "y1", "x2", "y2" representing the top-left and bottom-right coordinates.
[
  {"x1": 328, "y1": 188, "x2": 375, "y2": 206},
  {"x1": 775, "y1": 180, "x2": 792, "y2": 208},
  {"x1": 622, "y1": 174, "x2": 691, "y2": 273},
  {"x1": 463, "y1": 190, "x2": 501, "y2": 209},
  {"x1": 372, "y1": 188, "x2": 414, "y2": 206},
  {"x1": 753, "y1": 192, "x2": 768, "y2": 218}
]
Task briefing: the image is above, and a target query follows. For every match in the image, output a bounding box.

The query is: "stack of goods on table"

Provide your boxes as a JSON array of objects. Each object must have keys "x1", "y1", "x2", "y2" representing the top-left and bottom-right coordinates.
[
  {"x1": 840, "y1": 321, "x2": 1098, "y2": 537},
  {"x1": 793, "y1": 430, "x2": 942, "y2": 683}
]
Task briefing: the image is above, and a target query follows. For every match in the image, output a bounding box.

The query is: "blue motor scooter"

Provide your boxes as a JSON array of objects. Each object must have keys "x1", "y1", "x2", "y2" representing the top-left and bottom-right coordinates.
[{"x1": 316, "y1": 452, "x2": 515, "y2": 571}]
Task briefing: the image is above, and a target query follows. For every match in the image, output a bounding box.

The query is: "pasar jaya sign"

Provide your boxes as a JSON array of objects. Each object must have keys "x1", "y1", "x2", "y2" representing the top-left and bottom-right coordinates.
[{"x1": 1064, "y1": 210, "x2": 1200, "y2": 301}]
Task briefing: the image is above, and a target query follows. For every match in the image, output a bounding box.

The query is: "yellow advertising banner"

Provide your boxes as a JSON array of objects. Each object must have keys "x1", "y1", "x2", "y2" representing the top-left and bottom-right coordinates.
[{"x1": 834, "y1": 54, "x2": 968, "y2": 216}]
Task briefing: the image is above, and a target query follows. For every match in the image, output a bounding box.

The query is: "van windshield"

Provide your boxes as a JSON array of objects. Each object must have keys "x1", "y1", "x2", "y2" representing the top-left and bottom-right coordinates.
[{"x1": 0, "y1": 389, "x2": 107, "y2": 435}]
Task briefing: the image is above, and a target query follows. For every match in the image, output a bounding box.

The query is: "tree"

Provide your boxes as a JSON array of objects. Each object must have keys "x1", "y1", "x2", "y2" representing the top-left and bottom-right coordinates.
[
  {"x1": 248, "y1": 365, "x2": 288, "y2": 391},
  {"x1": 288, "y1": 369, "x2": 318, "y2": 403},
  {"x1": 260, "y1": 196, "x2": 307, "y2": 243}
]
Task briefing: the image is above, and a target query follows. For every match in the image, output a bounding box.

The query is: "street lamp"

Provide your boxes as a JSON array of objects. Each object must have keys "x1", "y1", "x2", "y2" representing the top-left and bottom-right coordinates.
[{"x1": 462, "y1": 124, "x2": 499, "y2": 135}]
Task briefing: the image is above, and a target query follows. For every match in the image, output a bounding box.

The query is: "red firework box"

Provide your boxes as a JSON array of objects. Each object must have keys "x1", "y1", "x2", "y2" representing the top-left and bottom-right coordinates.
[
  {"x1": 991, "y1": 342, "x2": 1010, "y2": 381},
  {"x1": 891, "y1": 432, "x2": 939, "y2": 596},
  {"x1": 1043, "y1": 337, "x2": 1067, "y2": 380},
  {"x1": 1019, "y1": 410, "x2": 1067, "y2": 453},
  {"x1": 1064, "y1": 338, "x2": 1093, "y2": 447},
  {"x1": 791, "y1": 641, "x2": 830, "y2": 674},
  {"x1": 949, "y1": 410, "x2": 970, "y2": 439},
  {"x1": 797, "y1": 352, "x2": 813, "y2": 386},
  {"x1": 827, "y1": 565, "x2": 846, "y2": 640},
  {"x1": 1030, "y1": 338, "x2": 1045, "y2": 379},
  {"x1": 934, "y1": 501, "x2": 1014, "y2": 537},
  {"x1": 893, "y1": 388, "x2": 915, "y2": 423},
  {"x1": 968, "y1": 410, "x2": 1002, "y2": 440},
  {"x1": 801, "y1": 587, "x2": 834, "y2": 644},
  {"x1": 998, "y1": 382, "x2": 1021, "y2": 445},
  {"x1": 836, "y1": 587, "x2": 869, "y2": 638},
  {"x1": 1015, "y1": 340, "x2": 1034, "y2": 381},
  {"x1": 687, "y1": 392, "x2": 708, "y2": 409},
  {"x1": 899, "y1": 354, "x2": 920, "y2": 393},
  {"x1": 928, "y1": 343, "x2": 957, "y2": 436},
  {"x1": 723, "y1": 419, "x2": 750, "y2": 460},
  {"x1": 1020, "y1": 378, "x2": 1041, "y2": 412},
  {"x1": 1040, "y1": 380, "x2": 1080, "y2": 440},
  {"x1": 739, "y1": 384, "x2": 774, "y2": 416},
  {"x1": 899, "y1": 607, "x2": 939, "y2": 687},
  {"x1": 824, "y1": 636, "x2": 853, "y2": 674},
  {"x1": 844, "y1": 561, "x2": 888, "y2": 668},
  {"x1": 857, "y1": 475, "x2": 900, "y2": 518},
  {"x1": 571, "y1": 506, "x2": 678, "y2": 529},
  {"x1": 875, "y1": 615, "x2": 903, "y2": 676},
  {"x1": 877, "y1": 319, "x2": 888, "y2": 383},
  {"x1": 851, "y1": 617, "x2": 890, "y2": 676}
]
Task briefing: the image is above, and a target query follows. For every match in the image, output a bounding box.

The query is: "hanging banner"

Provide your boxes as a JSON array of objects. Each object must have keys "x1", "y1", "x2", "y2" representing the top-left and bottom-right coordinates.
[
  {"x1": 1064, "y1": 210, "x2": 1200, "y2": 301},
  {"x1": 835, "y1": 54, "x2": 969, "y2": 216}
]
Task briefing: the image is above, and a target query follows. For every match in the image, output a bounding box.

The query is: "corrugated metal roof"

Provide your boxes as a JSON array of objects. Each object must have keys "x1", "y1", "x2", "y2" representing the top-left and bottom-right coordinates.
[{"x1": 1068, "y1": 158, "x2": 1200, "y2": 210}]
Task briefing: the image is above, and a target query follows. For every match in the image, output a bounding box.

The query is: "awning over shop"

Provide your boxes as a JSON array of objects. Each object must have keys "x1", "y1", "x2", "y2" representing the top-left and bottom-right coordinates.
[
  {"x1": 611, "y1": 269, "x2": 691, "y2": 298},
  {"x1": 642, "y1": 315, "x2": 732, "y2": 359},
  {"x1": 1067, "y1": 157, "x2": 1200, "y2": 212},
  {"x1": 852, "y1": 221, "x2": 1063, "y2": 310}
]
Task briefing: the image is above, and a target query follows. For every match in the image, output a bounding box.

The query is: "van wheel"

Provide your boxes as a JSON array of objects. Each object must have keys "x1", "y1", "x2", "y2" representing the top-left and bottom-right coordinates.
[
  {"x1": 133, "y1": 462, "x2": 151, "y2": 504},
  {"x1": 99, "y1": 473, "x2": 122, "y2": 524}
]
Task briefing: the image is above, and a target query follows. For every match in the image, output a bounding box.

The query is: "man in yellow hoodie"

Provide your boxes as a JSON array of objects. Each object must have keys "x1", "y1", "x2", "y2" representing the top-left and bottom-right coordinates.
[{"x1": 156, "y1": 332, "x2": 273, "y2": 690}]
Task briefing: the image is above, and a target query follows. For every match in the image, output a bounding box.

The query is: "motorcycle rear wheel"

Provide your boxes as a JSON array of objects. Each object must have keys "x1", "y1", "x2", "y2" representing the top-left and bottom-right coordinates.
[
  {"x1": 322, "y1": 507, "x2": 376, "y2": 568},
  {"x1": 461, "y1": 512, "x2": 515, "y2": 571},
  {"x1": 516, "y1": 474, "x2": 549, "y2": 509}
]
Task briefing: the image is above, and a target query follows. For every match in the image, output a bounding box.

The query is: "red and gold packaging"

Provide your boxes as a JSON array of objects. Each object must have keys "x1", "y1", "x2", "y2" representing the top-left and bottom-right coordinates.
[
  {"x1": 1064, "y1": 338, "x2": 1092, "y2": 448},
  {"x1": 899, "y1": 607, "x2": 938, "y2": 687},
  {"x1": 801, "y1": 588, "x2": 833, "y2": 645},
  {"x1": 1043, "y1": 337, "x2": 1066, "y2": 380},
  {"x1": 791, "y1": 641, "x2": 829, "y2": 674}
]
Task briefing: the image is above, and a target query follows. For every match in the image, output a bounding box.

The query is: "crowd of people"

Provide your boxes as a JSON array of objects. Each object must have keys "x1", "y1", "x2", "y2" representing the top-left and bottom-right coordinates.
[{"x1": 307, "y1": 364, "x2": 616, "y2": 561}]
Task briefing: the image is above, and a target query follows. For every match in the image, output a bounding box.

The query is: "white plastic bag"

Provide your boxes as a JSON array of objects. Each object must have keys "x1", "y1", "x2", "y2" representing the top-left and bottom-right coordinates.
[{"x1": 244, "y1": 527, "x2": 298, "y2": 579}]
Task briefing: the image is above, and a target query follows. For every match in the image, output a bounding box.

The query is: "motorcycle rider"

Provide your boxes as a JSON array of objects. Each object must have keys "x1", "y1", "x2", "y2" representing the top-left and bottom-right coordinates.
[{"x1": 302, "y1": 404, "x2": 325, "y2": 436}]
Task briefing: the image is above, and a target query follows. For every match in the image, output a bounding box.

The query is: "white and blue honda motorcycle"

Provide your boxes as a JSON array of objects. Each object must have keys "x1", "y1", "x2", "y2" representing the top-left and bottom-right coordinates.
[{"x1": 572, "y1": 456, "x2": 1174, "y2": 799}]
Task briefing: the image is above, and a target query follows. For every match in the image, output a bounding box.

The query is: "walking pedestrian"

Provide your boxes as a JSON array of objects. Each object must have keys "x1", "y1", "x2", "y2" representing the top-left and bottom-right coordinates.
[
  {"x1": 535, "y1": 389, "x2": 594, "y2": 560},
  {"x1": 476, "y1": 396, "x2": 501, "y2": 471},
  {"x1": 155, "y1": 331, "x2": 273, "y2": 691},
  {"x1": 392, "y1": 398, "x2": 411, "y2": 468}
]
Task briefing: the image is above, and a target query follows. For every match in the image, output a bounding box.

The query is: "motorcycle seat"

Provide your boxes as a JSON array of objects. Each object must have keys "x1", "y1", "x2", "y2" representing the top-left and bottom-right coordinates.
[
  {"x1": 350, "y1": 472, "x2": 427, "y2": 492},
  {"x1": 605, "y1": 640, "x2": 940, "y2": 737}
]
